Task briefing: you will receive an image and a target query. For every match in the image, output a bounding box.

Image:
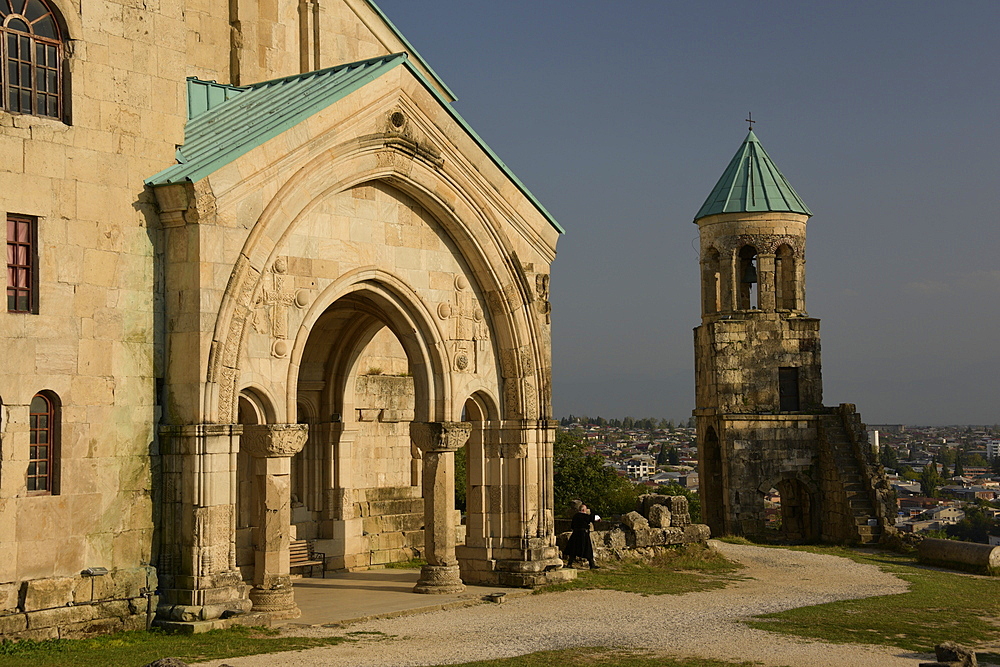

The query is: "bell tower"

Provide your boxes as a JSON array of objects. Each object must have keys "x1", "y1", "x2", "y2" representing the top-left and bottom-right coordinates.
[{"x1": 692, "y1": 130, "x2": 895, "y2": 543}]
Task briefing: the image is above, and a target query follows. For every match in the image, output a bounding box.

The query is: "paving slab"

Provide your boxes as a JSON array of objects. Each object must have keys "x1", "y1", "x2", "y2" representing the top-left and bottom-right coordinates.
[{"x1": 284, "y1": 569, "x2": 532, "y2": 627}]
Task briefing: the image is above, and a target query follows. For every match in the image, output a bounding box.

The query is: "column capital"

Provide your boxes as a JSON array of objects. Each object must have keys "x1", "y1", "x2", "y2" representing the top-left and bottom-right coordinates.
[
  {"x1": 242, "y1": 424, "x2": 308, "y2": 458},
  {"x1": 410, "y1": 421, "x2": 472, "y2": 453}
]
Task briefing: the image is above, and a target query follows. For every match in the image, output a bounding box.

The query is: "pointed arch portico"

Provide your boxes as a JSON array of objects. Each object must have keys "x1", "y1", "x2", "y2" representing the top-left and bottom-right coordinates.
[{"x1": 151, "y1": 72, "x2": 569, "y2": 620}]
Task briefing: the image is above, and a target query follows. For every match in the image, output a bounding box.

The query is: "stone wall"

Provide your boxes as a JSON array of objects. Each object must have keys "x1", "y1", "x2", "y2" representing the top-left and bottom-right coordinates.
[
  {"x1": 0, "y1": 566, "x2": 155, "y2": 640},
  {"x1": 558, "y1": 495, "x2": 712, "y2": 563}
]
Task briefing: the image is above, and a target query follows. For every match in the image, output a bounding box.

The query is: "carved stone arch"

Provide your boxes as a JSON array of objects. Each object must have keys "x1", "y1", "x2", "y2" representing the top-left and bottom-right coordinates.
[
  {"x1": 206, "y1": 145, "x2": 544, "y2": 424},
  {"x1": 237, "y1": 386, "x2": 276, "y2": 425},
  {"x1": 285, "y1": 268, "x2": 450, "y2": 424}
]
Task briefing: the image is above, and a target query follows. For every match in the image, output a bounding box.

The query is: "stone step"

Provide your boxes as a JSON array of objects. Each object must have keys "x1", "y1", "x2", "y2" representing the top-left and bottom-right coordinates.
[
  {"x1": 359, "y1": 498, "x2": 425, "y2": 517},
  {"x1": 362, "y1": 513, "x2": 424, "y2": 535}
]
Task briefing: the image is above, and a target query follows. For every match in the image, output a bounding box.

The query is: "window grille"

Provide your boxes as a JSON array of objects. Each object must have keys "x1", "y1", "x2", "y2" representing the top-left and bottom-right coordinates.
[
  {"x1": 28, "y1": 392, "x2": 56, "y2": 494},
  {"x1": 1, "y1": 0, "x2": 62, "y2": 118},
  {"x1": 6, "y1": 215, "x2": 36, "y2": 313}
]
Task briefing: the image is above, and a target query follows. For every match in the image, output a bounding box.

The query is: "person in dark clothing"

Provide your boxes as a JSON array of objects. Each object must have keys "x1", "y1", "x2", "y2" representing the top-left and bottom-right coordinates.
[{"x1": 563, "y1": 503, "x2": 601, "y2": 569}]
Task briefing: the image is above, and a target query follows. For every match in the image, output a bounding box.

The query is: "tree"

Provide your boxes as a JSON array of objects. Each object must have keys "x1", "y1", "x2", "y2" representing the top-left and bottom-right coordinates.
[
  {"x1": 656, "y1": 444, "x2": 669, "y2": 466},
  {"x1": 920, "y1": 463, "x2": 943, "y2": 498},
  {"x1": 667, "y1": 447, "x2": 680, "y2": 466},
  {"x1": 945, "y1": 504, "x2": 997, "y2": 544},
  {"x1": 553, "y1": 430, "x2": 640, "y2": 516},
  {"x1": 954, "y1": 448, "x2": 965, "y2": 477},
  {"x1": 879, "y1": 444, "x2": 899, "y2": 471}
]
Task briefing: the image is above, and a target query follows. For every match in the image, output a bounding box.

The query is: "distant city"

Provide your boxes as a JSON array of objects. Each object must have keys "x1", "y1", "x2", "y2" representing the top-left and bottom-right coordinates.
[{"x1": 558, "y1": 417, "x2": 1000, "y2": 543}]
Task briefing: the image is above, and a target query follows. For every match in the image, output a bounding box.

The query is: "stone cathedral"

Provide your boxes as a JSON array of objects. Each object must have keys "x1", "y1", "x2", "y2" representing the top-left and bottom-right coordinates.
[
  {"x1": 0, "y1": 0, "x2": 573, "y2": 638},
  {"x1": 692, "y1": 130, "x2": 897, "y2": 545}
]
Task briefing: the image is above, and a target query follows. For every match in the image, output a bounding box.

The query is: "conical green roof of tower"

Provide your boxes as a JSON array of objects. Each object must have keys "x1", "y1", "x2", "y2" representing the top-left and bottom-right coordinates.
[{"x1": 694, "y1": 130, "x2": 812, "y2": 222}]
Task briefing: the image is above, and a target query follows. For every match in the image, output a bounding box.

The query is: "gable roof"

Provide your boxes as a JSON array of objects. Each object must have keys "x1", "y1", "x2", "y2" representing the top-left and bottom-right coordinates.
[
  {"x1": 145, "y1": 54, "x2": 563, "y2": 234},
  {"x1": 694, "y1": 130, "x2": 811, "y2": 222}
]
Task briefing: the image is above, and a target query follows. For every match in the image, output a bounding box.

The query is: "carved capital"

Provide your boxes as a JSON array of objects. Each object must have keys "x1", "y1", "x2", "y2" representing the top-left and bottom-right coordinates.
[
  {"x1": 410, "y1": 421, "x2": 472, "y2": 453},
  {"x1": 242, "y1": 424, "x2": 309, "y2": 458}
]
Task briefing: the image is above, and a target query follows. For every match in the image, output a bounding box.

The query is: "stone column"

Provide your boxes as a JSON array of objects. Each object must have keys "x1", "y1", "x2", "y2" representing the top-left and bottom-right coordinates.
[
  {"x1": 156, "y1": 424, "x2": 250, "y2": 623},
  {"x1": 241, "y1": 424, "x2": 308, "y2": 616},
  {"x1": 757, "y1": 253, "x2": 776, "y2": 311},
  {"x1": 410, "y1": 421, "x2": 471, "y2": 594}
]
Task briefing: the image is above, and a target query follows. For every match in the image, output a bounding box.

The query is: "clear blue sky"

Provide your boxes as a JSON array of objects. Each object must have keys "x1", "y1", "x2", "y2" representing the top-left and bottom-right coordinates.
[{"x1": 376, "y1": 0, "x2": 1000, "y2": 425}]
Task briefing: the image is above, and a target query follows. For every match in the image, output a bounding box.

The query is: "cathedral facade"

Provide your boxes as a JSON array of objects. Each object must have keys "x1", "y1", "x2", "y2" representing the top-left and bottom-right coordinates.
[{"x1": 0, "y1": 0, "x2": 571, "y2": 637}]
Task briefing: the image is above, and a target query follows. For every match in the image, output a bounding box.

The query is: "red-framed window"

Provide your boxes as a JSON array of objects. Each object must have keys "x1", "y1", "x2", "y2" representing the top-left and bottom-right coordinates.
[
  {"x1": 6, "y1": 214, "x2": 37, "y2": 313},
  {"x1": 0, "y1": 0, "x2": 63, "y2": 119},
  {"x1": 28, "y1": 392, "x2": 58, "y2": 494}
]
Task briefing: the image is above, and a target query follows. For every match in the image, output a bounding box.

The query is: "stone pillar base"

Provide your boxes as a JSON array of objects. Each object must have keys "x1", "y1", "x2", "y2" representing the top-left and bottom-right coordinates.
[
  {"x1": 413, "y1": 565, "x2": 465, "y2": 594},
  {"x1": 498, "y1": 567, "x2": 576, "y2": 588},
  {"x1": 249, "y1": 586, "x2": 300, "y2": 618}
]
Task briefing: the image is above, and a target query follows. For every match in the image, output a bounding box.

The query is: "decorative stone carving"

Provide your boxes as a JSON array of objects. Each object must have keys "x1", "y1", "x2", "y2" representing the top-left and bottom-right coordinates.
[
  {"x1": 241, "y1": 424, "x2": 309, "y2": 458},
  {"x1": 252, "y1": 258, "x2": 311, "y2": 358},
  {"x1": 536, "y1": 273, "x2": 551, "y2": 324},
  {"x1": 437, "y1": 274, "x2": 489, "y2": 373},
  {"x1": 410, "y1": 421, "x2": 472, "y2": 453}
]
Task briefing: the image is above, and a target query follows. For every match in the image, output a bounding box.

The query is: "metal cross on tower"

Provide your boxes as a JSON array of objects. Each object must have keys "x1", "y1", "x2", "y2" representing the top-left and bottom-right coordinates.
[{"x1": 746, "y1": 112, "x2": 756, "y2": 132}]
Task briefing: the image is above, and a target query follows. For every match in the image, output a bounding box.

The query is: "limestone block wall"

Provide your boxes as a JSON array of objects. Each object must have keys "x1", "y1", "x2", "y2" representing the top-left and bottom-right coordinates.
[
  {"x1": 0, "y1": 0, "x2": 205, "y2": 638},
  {"x1": 695, "y1": 316, "x2": 822, "y2": 413},
  {"x1": 0, "y1": 566, "x2": 155, "y2": 640}
]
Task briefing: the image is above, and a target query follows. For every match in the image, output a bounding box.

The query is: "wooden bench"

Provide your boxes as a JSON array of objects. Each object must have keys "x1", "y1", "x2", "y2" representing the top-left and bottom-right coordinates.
[{"x1": 290, "y1": 539, "x2": 326, "y2": 578}]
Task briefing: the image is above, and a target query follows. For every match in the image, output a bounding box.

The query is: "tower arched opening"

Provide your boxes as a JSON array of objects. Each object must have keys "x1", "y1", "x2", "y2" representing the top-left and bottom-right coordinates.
[
  {"x1": 702, "y1": 247, "x2": 721, "y2": 315},
  {"x1": 775, "y1": 244, "x2": 796, "y2": 310},
  {"x1": 737, "y1": 245, "x2": 759, "y2": 310}
]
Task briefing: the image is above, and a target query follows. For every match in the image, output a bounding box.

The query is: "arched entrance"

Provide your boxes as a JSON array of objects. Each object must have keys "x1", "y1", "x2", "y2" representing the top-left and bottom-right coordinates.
[
  {"x1": 760, "y1": 476, "x2": 819, "y2": 543},
  {"x1": 291, "y1": 288, "x2": 436, "y2": 572},
  {"x1": 700, "y1": 426, "x2": 725, "y2": 536}
]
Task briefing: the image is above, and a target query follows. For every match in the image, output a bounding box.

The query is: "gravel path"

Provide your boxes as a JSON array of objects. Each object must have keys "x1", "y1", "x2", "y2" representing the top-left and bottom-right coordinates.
[{"x1": 203, "y1": 542, "x2": 937, "y2": 667}]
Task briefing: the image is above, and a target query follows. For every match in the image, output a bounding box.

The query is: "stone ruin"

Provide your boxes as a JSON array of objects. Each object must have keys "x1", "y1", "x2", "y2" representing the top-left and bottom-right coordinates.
[{"x1": 558, "y1": 494, "x2": 711, "y2": 563}]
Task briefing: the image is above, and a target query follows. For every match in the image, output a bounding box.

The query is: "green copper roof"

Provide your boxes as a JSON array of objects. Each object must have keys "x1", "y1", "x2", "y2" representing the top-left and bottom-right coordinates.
[
  {"x1": 694, "y1": 130, "x2": 811, "y2": 222},
  {"x1": 146, "y1": 54, "x2": 408, "y2": 187},
  {"x1": 145, "y1": 54, "x2": 563, "y2": 234}
]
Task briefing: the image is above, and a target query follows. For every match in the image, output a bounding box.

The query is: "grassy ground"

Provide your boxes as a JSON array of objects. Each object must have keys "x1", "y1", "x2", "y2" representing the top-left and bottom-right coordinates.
[
  {"x1": 538, "y1": 543, "x2": 745, "y2": 596},
  {"x1": 0, "y1": 625, "x2": 371, "y2": 667},
  {"x1": 433, "y1": 647, "x2": 773, "y2": 667},
  {"x1": 725, "y1": 541, "x2": 1000, "y2": 662}
]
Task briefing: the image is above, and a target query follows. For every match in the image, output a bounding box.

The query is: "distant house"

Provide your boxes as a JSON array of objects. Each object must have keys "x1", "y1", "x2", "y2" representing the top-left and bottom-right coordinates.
[{"x1": 924, "y1": 506, "x2": 965, "y2": 525}]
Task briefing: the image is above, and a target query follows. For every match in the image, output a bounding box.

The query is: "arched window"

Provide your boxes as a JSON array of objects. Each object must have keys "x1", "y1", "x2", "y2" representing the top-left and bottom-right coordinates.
[
  {"x1": 775, "y1": 244, "x2": 796, "y2": 310},
  {"x1": 702, "y1": 248, "x2": 721, "y2": 314},
  {"x1": 1, "y1": 0, "x2": 63, "y2": 118},
  {"x1": 737, "y1": 245, "x2": 759, "y2": 310},
  {"x1": 28, "y1": 391, "x2": 59, "y2": 494}
]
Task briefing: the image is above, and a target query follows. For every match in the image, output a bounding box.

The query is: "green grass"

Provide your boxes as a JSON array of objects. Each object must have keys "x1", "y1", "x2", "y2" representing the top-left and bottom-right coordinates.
[
  {"x1": 384, "y1": 557, "x2": 427, "y2": 569},
  {"x1": 739, "y1": 544, "x2": 1000, "y2": 661},
  {"x1": 0, "y1": 625, "x2": 365, "y2": 667},
  {"x1": 432, "y1": 647, "x2": 774, "y2": 667},
  {"x1": 538, "y1": 544, "x2": 744, "y2": 596}
]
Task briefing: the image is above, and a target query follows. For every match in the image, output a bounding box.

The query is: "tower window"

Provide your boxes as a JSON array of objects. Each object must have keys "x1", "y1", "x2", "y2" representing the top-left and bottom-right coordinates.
[
  {"x1": 6, "y1": 214, "x2": 37, "y2": 313},
  {"x1": 778, "y1": 367, "x2": 800, "y2": 412},
  {"x1": 1, "y1": 0, "x2": 63, "y2": 119},
  {"x1": 738, "y1": 245, "x2": 759, "y2": 310},
  {"x1": 775, "y1": 244, "x2": 796, "y2": 310},
  {"x1": 702, "y1": 248, "x2": 721, "y2": 314}
]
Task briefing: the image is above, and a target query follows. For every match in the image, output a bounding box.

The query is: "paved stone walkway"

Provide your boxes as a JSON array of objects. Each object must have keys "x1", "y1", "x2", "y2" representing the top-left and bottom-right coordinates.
[{"x1": 202, "y1": 542, "x2": 970, "y2": 667}]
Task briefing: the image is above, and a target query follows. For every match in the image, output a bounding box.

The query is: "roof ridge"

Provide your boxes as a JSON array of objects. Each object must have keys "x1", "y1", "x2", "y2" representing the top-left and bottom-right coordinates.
[{"x1": 249, "y1": 52, "x2": 409, "y2": 89}]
